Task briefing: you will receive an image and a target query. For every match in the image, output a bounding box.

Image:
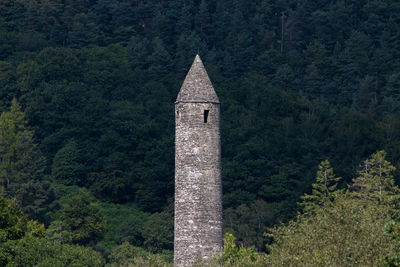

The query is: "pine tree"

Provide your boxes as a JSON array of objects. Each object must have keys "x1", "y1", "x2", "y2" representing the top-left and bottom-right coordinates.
[
  {"x1": 350, "y1": 150, "x2": 397, "y2": 202},
  {"x1": 300, "y1": 160, "x2": 342, "y2": 213},
  {"x1": 0, "y1": 99, "x2": 34, "y2": 193}
]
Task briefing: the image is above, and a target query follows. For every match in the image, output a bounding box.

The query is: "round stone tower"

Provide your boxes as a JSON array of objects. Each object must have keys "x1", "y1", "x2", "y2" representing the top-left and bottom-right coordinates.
[{"x1": 174, "y1": 55, "x2": 223, "y2": 267}]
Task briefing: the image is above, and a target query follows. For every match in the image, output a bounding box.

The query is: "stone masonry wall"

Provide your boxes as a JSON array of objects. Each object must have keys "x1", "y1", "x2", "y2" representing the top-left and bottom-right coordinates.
[{"x1": 174, "y1": 101, "x2": 223, "y2": 267}]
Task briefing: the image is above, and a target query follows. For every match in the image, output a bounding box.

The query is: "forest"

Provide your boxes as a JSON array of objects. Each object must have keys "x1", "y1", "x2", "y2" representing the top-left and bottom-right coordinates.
[{"x1": 0, "y1": 0, "x2": 400, "y2": 265}]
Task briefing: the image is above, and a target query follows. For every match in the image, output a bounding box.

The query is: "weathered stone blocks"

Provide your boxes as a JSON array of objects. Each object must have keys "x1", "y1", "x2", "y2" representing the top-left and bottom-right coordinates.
[{"x1": 174, "y1": 55, "x2": 223, "y2": 267}]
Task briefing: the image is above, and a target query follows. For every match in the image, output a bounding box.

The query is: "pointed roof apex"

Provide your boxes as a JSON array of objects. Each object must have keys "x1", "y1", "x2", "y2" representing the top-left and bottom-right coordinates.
[{"x1": 176, "y1": 55, "x2": 219, "y2": 103}]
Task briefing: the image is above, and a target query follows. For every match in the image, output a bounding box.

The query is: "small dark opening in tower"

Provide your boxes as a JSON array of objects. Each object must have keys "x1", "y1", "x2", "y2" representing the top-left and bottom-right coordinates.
[{"x1": 204, "y1": 110, "x2": 209, "y2": 123}]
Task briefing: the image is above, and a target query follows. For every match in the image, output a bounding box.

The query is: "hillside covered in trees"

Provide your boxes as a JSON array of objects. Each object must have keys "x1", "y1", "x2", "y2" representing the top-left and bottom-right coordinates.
[{"x1": 1, "y1": 0, "x2": 400, "y2": 265}]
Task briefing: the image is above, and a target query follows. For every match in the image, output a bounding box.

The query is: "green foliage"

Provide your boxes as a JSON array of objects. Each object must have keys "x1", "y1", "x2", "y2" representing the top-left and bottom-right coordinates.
[
  {"x1": 0, "y1": 98, "x2": 58, "y2": 229},
  {"x1": 58, "y1": 191, "x2": 105, "y2": 245},
  {"x1": 0, "y1": 197, "x2": 28, "y2": 242},
  {"x1": 52, "y1": 140, "x2": 85, "y2": 186},
  {"x1": 107, "y1": 241, "x2": 172, "y2": 267},
  {"x1": 189, "y1": 233, "x2": 265, "y2": 266},
  {"x1": 267, "y1": 194, "x2": 395, "y2": 266},
  {"x1": 10, "y1": 180, "x2": 59, "y2": 225},
  {"x1": 6, "y1": 236, "x2": 105, "y2": 267},
  {"x1": 142, "y1": 212, "x2": 173, "y2": 253},
  {"x1": 0, "y1": 99, "x2": 33, "y2": 190},
  {"x1": 384, "y1": 220, "x2": 400, "y2": 266},
  {"x1": 266, "y1": 151, "x2": 399, "y2": 266},
  {"x1": 0, "y1": 196, "x2": 103, "y2": 266},
  {"x1": 0, "y1": 99, "x2": 53, "y2": 225},
  {"x1": 350, "y1": 150, "x2": 398, "y2": 201},
  {"x1": 0, "y1": 0, "x2": 400, "y2": 257},
  {"x1": 37, "y1": 242, "x2": 104, "y2": 267},
  {"x1": 0, "y1": 61, "x2": 17, "y2": 111},
  {"x1": 215, "y1": 233, "x2": 265, "y2": 266},
  {"x1": 224, "y1": 200, "x2": 276, "y2": 250},
  {"x1": 300, "y1": 160, "x2": 342, "y2": 213},
  {"x1": 1, "y1": 0, "x2": 396, "y2": 218},
  {"x1": 107, "y1": 241, "x2": 137, "y2": 265},
  {"x1": 114, "y1": 213, "x2": 145, "y2": 246},
  {"x1": 0, "y1": 196, "x2": 42, "y2": 266},
  {"x1": 96, "y1": 202, "x2": 149, "y2": 255}
]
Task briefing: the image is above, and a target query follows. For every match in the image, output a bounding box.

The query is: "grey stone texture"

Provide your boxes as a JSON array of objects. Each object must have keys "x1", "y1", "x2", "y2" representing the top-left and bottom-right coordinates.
[
  {"x1": 174, "y1": 55, "x2": 223, "y2": 267},
  {"x1": 176, "y1": 55, "x2": 219, "y2": 104}
]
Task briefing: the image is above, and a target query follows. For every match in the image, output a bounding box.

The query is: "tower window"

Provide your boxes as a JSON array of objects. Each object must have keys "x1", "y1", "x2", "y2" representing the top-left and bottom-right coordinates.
[{"x1": 204, "y1": 110, "x2": 209, "y2": 123}]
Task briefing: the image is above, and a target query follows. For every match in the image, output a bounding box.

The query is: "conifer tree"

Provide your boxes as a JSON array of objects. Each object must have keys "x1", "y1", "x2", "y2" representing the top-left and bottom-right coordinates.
[
  {"x1": 267, "y1": 152, "x2": 399, "y2": 266},
  {"x1": 300, "y1": 160, "x2": 342, "y2": 213},
  {"x1": 0, "y1": 99, "x2": 53, "y2": 224},
  {"x1": 0, "y1": 99, "x2": 34, "y2": 193},
  {"x1": 350, "y1": 150, "x2": 397, "y2": 201}
]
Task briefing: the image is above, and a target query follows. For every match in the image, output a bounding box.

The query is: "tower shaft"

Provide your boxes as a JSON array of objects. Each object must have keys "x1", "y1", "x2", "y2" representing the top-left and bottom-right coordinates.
[{"x1": 174, "y1": 56, "x2": 223, "y2": 266}]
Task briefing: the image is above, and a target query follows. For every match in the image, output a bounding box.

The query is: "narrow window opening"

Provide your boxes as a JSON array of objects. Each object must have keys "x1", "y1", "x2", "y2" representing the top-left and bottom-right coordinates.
[{"x1": 204, "y1": 110, "x2": 209, "y2": 123}]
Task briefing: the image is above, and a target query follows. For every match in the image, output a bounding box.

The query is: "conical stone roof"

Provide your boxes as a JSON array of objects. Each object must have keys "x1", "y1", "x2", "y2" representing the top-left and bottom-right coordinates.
[{"x1": 176, "y1": 55, "x2": 220, "y2": 103}]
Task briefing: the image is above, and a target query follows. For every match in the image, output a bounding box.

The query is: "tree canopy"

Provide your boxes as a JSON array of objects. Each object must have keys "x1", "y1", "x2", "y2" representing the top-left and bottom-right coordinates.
[{"x1": 0, "y1": 0, "x2": 399, "y2": 263}]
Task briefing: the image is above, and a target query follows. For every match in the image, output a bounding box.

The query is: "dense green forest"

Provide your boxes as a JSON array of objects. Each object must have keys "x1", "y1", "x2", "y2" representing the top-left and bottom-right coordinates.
[{"x1": 1, "y1": 0, "x2": 400, "y2": 265}]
